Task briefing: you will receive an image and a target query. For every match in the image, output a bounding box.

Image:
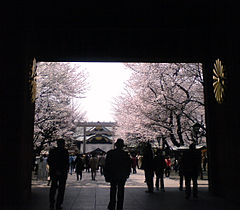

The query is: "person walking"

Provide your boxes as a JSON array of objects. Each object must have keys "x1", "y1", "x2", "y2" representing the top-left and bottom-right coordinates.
[
  {"x1": 141, "y1": 142, "x2": 154, "y2": 193},
  {"x1": 131, "y1": 154, "x2": 138, "y2": 174},
  {"x1": 38, "y1": 154, "x2": 48, "y2": 180},
  {"x1": 203, "y1": 155, "x2": 208, "y2": 171},
  {"x1": 98, "y1": 154, "x2": 106, "y2": 175},
  {"x1": 84, "y1": 154, "x2": 90, "y2": 172},
  {"x1": 165, "y1": 156, "x2": 172, "y2": 177},
  {"x1": 182, "y1": 143, "x2": 201, "y2": 199},
  {"x1": 69, "y1": 155, "x2": 74, "y2": 175},
  {"x1": 104, "y1": 139, "x2": 131, "y2": 210},
  {"x1": 46, "y1": 163, "x2": 51, "y2": 186},
  {"x1": 47, "y1": 139, "x2": 69, "y2": 210},
  {"x1": 89, "y1": 153, "x2": 98, "y2": 180},
  {"x1": 153, "y1": 149, "x2": 166, "y2": 192},
  {"x1": 178, "y1": 153, "x2": 184, "y2": 191},
  {"x1": 75, "y1": 154, "x2": 84, "y2": 181}
]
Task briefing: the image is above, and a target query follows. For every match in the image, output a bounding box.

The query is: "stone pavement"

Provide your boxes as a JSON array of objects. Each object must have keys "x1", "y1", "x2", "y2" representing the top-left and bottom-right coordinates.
[{"x1": 23, "y1": 170, "x2": 239, "y2": 210}]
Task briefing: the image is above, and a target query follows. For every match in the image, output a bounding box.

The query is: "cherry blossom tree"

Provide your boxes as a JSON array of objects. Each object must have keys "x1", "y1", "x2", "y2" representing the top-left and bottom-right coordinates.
[
  {"x1": 34, "y1": 62, "x2": 88, "y2": 155},
  {"x1": 114, "y1": 63, "x2": 205, "y2": 148}
]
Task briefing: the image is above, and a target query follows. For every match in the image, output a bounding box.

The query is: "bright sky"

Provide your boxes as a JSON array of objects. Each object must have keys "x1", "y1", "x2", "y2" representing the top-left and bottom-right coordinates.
[{"x1": 75, "y1": 62, "x2": 132, "y2": 122}]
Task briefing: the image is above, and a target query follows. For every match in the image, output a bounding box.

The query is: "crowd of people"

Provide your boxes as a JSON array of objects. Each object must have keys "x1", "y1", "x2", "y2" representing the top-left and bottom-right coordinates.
[
  {"x1": 141, "y1": 142, "x2": 203, "y2": 200},
  {"x1": 33, "y1": 139, "x2": 206, "y2": 210},
  {"x1": 34, "y1": 150, "x2": 142, "y2": 184},
  {"x1": 68, "y1": 153, "x2": 106, "y2": 181}
]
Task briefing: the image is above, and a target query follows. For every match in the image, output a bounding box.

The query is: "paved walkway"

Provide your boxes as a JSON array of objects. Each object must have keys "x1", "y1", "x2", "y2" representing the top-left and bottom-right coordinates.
[{"x1": 23, "y1": 170, "x2": 239, "y2": 210}]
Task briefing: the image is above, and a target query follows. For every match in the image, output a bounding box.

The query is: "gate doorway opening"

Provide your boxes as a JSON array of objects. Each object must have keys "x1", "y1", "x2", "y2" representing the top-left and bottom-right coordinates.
[{"x1": 32, "y1": 61, "x2": 208, "y2": 190}]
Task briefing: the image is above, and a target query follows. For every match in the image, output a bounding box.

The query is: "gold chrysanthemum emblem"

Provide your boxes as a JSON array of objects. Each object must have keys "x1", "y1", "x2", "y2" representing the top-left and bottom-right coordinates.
[{"x1": 213, "y1": 59, "x2": 225, "y2": 104}]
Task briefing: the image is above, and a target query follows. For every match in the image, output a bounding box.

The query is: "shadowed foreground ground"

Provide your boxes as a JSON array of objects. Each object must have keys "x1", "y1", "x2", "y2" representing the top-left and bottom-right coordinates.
[{"x1": 23, "y1": 170, "x2": 239, "y2": 210}]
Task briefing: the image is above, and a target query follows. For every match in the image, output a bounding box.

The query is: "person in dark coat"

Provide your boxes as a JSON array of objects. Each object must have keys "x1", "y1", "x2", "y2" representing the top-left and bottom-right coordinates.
[
  {"x1": 178, "y1": 152, "x2": 184, "y2": 191},
  {"x1": 153, "y1": 149, "x2": 167, "y2": 191},
  {"x1": 84, "y1": 154, "x2": 90, "y2": 172},
  {"x1": 75, "y1": 154, "x2": 84, "y2": 181},
  {"x1": 47, "y1": 139, "x2": 69, "y2": 210},
  {"x1": 141, "y1": 142, "x2": 154, "y2": 193},
  {"x1": 89, "y1": 153, "x2": 99, "y2": 181},
  {"x1": 104, "y1": 138, "x2": 131, "y2": 210},
  {"x1": 182, "y1": 143, "x2": 201, "y2": 199},
  {"x1": 98, "y1": 154, "x2": 106, "y2": 175}
]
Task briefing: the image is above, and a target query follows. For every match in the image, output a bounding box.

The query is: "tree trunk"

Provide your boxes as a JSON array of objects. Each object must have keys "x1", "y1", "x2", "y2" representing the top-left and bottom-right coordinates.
[
  {"x1": 176, "y1": 114, "x2": 184, "y2": 145},
  {"x1": 169, "y1": 111, "x2": 180, "y2": 147}
]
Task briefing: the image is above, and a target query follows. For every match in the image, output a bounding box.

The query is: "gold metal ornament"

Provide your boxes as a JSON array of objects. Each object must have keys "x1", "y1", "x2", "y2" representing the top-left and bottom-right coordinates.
[
  {"x1": 29, "y1": 58, "x2": 37, "y2": 103},
  {"x1": 213, "y1": 59, "x2": 225, "y2": 104}
]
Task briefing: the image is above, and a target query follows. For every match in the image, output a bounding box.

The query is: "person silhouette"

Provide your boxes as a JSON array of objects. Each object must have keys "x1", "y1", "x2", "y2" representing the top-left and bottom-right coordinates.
[
  {"x1": 182, "y1": 143, "x2": 201, "y2": 199},
  {"x1": 98, "y1": 153, "x2": 106, "y2": 175},
  {"x1": 104, "y1": 138, "x2": 131, "y2": 210},
  {"x1": 47, "y1": 139, "x2": 69, "y2": 210},
  {"x1": 178, "y1": 152, "x2": 184, "y2": 191},
  {"x1": 141, "y1": 142, "x2": 154, "y2": 193},
  {"x1": 165, "y1": 156, "x2": 172, "y2": 177},
  {"x1": 89, "y1": 153, "x2": 98, "y2": 180},
  {"x1": 153, "y1": 149, "x2": 166, "y2": 192},
  {"x1": 75, "y1": 154, "x2": 84, "y2": 181},
  {"x1": 131, "y1": 153, "x2": 138, "y2": 174}
]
